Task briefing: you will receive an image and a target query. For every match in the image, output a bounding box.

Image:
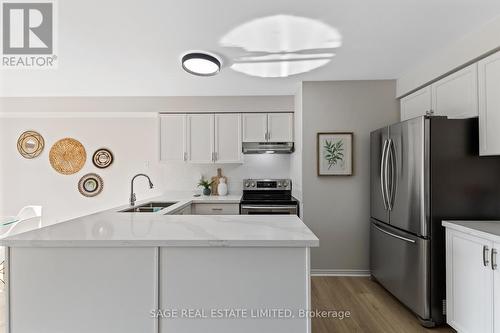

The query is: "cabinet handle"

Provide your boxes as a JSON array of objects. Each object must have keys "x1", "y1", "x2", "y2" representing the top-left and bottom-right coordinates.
[
  {"x1": 214, "y1": 152, "x2": 218, "y2": 161},
  {"x1": 483, "y1": 245, "x2": 490, "y2": 267},
  {"x1": 492, "y1": 249, "x2": 498, "y2": 270},
  {"x1": 183, "y1": 152, "x2": 187, "y2": 161},
  {"x1": 211, "y1": 208, "x2": 223, "y2": 211}
]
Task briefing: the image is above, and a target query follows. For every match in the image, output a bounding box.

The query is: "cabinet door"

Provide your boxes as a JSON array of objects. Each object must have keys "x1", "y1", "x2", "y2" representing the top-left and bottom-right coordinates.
[
  {"x1": 268, "y1": 113, "x2": 294, "y2": 142},
  {"x1": 478, "y1": 51, "x2": 500, "y2": 156},
  {"x1": 242, "y1": 113, "x2": 268, "y2": 142},
  {"x1": 446, "y1": 229, "x2": 494, "y2": 333},
  {"x1": 495, "y1": 242, "x2": 500, "y2": 333},
  {"x1": 160, "y1": 114, "x2": 186, "y2": 162},
  {"x1": 400, "y1": 87, "x2": 432, "y2": 121},
  {"x1": 186, "y1": 114, "x2": 214, "y2": 163},
  {"x1": 432, "y1": 63, "x2": 478, "y2": 119},
  {"x1": 214, "y1": 114, "x2": 242, "y2": 163}
]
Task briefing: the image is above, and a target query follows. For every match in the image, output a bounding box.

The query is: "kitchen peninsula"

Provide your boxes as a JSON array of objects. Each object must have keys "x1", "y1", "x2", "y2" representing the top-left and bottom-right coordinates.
[{"x1": 0, "y1": 195, "x2": 318, "y2": 333}]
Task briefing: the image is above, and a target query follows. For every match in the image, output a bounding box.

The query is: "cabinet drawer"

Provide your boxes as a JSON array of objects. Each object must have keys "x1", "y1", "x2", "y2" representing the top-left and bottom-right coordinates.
[{"x1": 192, "y1": 203, "x2": 239, "y2": 215}]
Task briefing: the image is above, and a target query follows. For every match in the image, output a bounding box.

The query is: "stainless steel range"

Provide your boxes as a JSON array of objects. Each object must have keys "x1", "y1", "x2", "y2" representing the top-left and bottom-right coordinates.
[{"x1": 240, "y1": 179, "x2": 299, "y2": 215}]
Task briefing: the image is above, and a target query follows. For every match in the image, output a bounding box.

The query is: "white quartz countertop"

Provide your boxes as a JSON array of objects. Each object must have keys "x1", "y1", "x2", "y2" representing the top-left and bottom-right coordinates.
[
  {"x1": 0, "y1": 193, "x2": 319, "y2": 248},
  {"x1": 442, "y1": 220, "x2": 500, "y2": 242}
]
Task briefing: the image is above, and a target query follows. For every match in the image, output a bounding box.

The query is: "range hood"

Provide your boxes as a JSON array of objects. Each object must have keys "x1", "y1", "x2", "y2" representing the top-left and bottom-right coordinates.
[{"x1": 242, "y1": 142, "x2": 294, "y2": 154}]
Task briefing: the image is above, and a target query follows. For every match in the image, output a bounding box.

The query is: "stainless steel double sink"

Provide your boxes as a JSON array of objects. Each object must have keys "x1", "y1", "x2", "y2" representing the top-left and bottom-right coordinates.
[{"x1": 119, "y1": 201, "x2": 178, "y2": 213}]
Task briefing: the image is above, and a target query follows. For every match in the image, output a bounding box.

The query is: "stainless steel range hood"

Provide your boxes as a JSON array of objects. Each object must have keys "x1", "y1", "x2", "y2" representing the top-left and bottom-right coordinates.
[{"x1": 242, "y1": 142, "x2": 294, "y2": 154}]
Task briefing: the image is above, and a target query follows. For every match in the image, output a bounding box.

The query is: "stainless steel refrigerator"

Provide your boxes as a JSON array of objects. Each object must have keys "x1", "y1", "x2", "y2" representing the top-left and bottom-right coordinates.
[{"x1": 370, "y1": 116, "x2": 500, "y2": 327}]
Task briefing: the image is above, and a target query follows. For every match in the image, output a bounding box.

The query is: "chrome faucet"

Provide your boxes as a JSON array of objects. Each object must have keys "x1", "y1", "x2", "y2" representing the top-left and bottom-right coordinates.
[{"x1": 130, "y1": 174, "x2": 154, "y2": 206}]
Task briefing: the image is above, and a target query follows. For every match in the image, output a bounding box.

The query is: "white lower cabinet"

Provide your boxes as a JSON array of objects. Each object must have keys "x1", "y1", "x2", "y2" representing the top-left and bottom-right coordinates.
[
  {"x1": 192, "y1": 203, "x2": 239, "y2": 215},
  {"x1": 445, "y1": 229, "x2": 498, "y2": 333}
]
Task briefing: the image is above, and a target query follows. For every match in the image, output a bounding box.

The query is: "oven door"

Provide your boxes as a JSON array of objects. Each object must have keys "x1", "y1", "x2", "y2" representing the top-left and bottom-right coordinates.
[{"x1": 240, "y1": 205, "x2": 298, "y2": 215}]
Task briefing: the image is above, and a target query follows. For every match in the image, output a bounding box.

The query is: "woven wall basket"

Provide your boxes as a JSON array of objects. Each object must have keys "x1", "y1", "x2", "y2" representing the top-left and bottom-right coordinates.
[{"x1": 49, "y1": 138, "x2": 86, "y2": 175}]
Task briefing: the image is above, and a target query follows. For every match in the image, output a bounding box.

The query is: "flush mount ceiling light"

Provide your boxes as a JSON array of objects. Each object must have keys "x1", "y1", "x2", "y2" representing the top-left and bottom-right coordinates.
[{"x1": 181, "y1": 52, "x2": 222, "y2": 76}]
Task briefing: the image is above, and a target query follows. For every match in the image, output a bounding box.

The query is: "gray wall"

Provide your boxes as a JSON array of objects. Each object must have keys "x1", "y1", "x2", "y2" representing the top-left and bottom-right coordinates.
[{"x1": 300, "y1": 80, "x2": 399, "y2": 273}]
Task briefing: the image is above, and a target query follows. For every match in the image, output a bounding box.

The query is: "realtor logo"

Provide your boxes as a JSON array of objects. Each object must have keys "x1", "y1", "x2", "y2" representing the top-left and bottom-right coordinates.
[{"x1": 1, "y1": 1, "x2": 57, "y2": 68}]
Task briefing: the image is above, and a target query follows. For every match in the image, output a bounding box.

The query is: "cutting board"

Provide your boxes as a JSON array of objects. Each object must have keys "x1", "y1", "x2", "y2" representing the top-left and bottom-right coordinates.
[{"x1": 210, "y1": 168, "x2": 227, "y2": 196}]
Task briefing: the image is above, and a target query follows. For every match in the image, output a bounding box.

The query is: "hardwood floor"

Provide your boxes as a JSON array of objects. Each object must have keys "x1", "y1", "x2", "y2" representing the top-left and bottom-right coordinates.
[
  {"x1": 311, "y1": 276, "x2": 454, "y2": 333},
  {"x1": 0, "y1": 277, "x2": 455, "y2": 333}
]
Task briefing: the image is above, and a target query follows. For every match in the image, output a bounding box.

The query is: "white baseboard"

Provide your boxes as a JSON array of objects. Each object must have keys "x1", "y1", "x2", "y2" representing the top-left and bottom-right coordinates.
[{"x1": 311, "y1": 269, "x2": 371, "y2": 277}]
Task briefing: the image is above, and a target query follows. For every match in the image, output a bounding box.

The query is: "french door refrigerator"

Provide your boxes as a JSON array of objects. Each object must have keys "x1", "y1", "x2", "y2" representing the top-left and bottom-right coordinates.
[{"x1": 370, "y1": 116, "x2": 500, "y2": 327}]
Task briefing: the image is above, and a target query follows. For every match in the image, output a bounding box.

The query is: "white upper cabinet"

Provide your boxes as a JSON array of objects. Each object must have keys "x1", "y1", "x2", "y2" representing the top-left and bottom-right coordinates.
[
  {"x1": 400, "y1": 87, "x2": 432, "y2": 121},
  {"x1": 478, "y1": 51, "x2": 500, "y2": 156},
  {"x1": 242, "y1": 112, "x2": 294, "y2": 142},
  {"x1": 432, "y1": 64, "x2": 478, "y2": 119},
  {"x1": 160, "y1": 114, "x2": 186, "y2": 162},
  {"x1": 445, "y1": 230, "x2": 494, "y2": 333},
  {"x1": 242, "y1": 113, "x2": 268, "y2": 142},
  {"x1": 214, "y1": 114, "x2": 243, "y2": 163},
  {"x1": 268, "y1": 113, "x2": 294, "y2": 142},
  {"x1": 186, "y1": 114, "x2": 215, "y2": 163}
]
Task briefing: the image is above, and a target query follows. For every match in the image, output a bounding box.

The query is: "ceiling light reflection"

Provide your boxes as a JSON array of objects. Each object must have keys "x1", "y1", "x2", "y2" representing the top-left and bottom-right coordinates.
[{"x1": 219, "y1": 15, "x2": 342, "y2": 78}]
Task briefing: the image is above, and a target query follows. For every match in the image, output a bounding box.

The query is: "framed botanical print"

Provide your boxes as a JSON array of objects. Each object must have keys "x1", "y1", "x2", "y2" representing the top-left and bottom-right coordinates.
[{"x1": 317, "y1": 132, "x2": 353, "y2": 176}]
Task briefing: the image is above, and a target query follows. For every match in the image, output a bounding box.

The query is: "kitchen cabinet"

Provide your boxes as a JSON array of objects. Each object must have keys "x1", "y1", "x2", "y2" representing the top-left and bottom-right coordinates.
[
  {"x1": 445, "y1": 227, "x2": 498, "y2": 333},
  {"x1": 242, "y1": 113, "x2": 294, "y2": 142},
  {"x1": 478, "y1": 51, "x2": 500, "y2": 156},
  {"x1": 432, "y1": 64, "x2": 478, "y2": 119},
  {"x1": 160, "y1": 114, "x2": 186, "y2": 162},
  {"x1": 186, "y1": 114, "x2": 215, "y2": 163},
  {"x1": 161, "y1": 113, "x2": 242, "y2": 164},
  {"x1": 214, "y1": 114, "x2": 243, "y2": 163},
  {"x1": 267, "y1": 113, "x2": 294, "y2": 142},
  {"x1": 242, "y1": 113, "x2": 268, "y2": 142},
  {"x1": 400, "y1": 87, "x2": 432, "y2": 121},
  {"x1": 192, "y1": 203, "x2": 239, "y2": 215},
  {"x1": 400, "y1": 64, "x2": 478, "y2": 121}
]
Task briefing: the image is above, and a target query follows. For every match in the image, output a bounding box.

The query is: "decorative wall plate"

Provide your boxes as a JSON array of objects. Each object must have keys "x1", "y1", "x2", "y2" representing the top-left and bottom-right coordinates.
[
  {"x1": 78, "y1": 173, "x2": 103, "y2": 197},
  {"x1": 92, "y1": 148, "x2": 114, "y2": 169},
  {"x1": 49, "y1": 138, "x2": 86, "y2": 175},
  {"x1": 17, "y1": 131, "x2": 44, "y2": 159}
]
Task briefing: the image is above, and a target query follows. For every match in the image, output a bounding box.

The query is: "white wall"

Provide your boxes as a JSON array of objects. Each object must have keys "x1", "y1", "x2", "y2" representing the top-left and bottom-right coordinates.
[
  {"x1": 0, "y1": 96, "x2": 294, "y2": 226},
  {"x1": 0, "y1": 113, "x2": 165, "y2": 225},
  {"x1": 397, "y1": 15, "x2": 500, "y2": 97},
  {"x1": 299, "y1": 80, "x2": 399, "y2": 273}
]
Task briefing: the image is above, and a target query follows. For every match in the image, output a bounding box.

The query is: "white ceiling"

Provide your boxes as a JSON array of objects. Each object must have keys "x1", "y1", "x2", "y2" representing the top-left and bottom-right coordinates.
[{"x1": 2, "y1": 0, "x2": 500, "y2": 97}]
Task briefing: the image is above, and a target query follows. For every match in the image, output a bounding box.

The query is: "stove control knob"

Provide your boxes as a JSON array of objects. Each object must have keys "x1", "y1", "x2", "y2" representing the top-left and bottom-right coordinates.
[
  {"x1": 283, "y1": 181, "x2": 289, "y2": 187},
  {"x1": 245, "y1": 182, "x2": 250, "y2": 188},
  {"x1": 251, "y1": 182, "x2": 256, "y2": 187},
  {"x1": 277, "y1": 182, "x2": 282, "y2": 187}
]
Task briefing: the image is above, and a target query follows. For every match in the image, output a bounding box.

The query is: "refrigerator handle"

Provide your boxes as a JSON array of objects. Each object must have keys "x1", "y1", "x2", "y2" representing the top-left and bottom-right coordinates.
[
  {"x1": 388, "y1": 139, "x2": 396, "y2": 211},
  {"x1": 380, "y1": 139, "x2": 389, "y2": 210},
  {"x1": 384, "y1": 139, "x2": 392, "y2": 211},
  {"x1": 373, "y1": 222, "x2": 416, "y2": 243}
]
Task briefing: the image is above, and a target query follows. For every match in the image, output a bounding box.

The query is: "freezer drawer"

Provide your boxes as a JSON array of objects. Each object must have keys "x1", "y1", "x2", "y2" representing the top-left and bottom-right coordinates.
[{"x1": 370, "y1": 220, "x2": 430, "y2": 320}]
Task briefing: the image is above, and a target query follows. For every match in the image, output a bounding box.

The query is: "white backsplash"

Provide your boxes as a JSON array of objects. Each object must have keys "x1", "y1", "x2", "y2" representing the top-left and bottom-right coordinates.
[{"x1": 162, "y1": 154, "x2": 292, "y2": 194}]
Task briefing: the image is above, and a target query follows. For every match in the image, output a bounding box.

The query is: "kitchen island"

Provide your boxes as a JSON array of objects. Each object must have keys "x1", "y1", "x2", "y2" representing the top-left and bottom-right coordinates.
[{"x1": 0, "y1": 196, "x2": 319, "y2": 333}]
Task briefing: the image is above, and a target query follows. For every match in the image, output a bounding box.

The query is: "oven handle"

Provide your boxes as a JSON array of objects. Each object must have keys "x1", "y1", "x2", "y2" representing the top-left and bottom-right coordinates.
[{"x1": 240, "y1": 205, "x2": 298, "y2": 210}]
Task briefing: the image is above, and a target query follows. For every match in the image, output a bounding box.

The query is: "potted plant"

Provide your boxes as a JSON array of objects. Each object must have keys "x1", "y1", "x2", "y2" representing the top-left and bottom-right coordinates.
[{"x1": 197, "y1": 178, "x2": 214, "y2": 196}]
